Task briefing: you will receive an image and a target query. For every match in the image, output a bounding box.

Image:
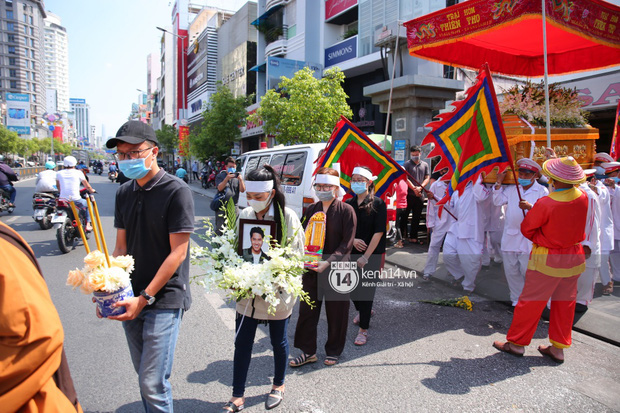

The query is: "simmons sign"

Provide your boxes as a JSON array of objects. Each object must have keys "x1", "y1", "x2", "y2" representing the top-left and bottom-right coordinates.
[{"x1": 324, "y1": 36, "x2": 357, "y2": 68}]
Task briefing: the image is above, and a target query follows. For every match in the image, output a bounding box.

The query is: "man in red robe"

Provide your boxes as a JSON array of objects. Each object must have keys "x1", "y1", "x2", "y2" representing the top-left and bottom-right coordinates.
[{"x1": 493, "y1": 156, "x2": 588, "y2": 363}]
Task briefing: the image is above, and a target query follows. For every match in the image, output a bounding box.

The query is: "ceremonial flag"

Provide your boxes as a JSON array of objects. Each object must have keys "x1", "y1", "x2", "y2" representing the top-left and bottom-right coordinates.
[
  {"x1": 315, "y1": 116, "x2": 406, "y2": 199},
  {"x1": 610, "y1": 100, "x2": 620, "y2": 160},
  {"x1": 423, "y1": 64, "x2": 512, "y2": 209}
]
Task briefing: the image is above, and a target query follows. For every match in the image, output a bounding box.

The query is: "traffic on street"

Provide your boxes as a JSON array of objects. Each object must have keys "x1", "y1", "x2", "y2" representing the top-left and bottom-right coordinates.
[{"x1": 2, "y1": 172, "x2": 618, "y2": 412}]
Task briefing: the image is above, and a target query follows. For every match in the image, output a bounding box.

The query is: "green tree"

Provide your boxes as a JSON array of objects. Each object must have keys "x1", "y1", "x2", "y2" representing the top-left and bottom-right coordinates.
[
  {"x1": 0, "y1": 126, "x2": 19, "y2": 156},
  {"x1": 249, "y1": 67, "x2": 352, "y2": 145},
  {"x1": 193, "y1": 83, "x2": 253, "y2": 159},
  {"x1": 156, "y1": 123, "x2": 179, "y2": 161}
]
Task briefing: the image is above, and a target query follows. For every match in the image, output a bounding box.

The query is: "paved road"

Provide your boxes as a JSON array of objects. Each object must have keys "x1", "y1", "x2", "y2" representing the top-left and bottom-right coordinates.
[{"x1": 2, "y1": 174, "x2": 619, "y2": 412}]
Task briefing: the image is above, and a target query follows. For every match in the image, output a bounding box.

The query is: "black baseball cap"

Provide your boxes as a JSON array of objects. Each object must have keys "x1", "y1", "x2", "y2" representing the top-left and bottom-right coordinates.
[{"x1": 106, "y1": 120, "x2": 159, "y2": 148}]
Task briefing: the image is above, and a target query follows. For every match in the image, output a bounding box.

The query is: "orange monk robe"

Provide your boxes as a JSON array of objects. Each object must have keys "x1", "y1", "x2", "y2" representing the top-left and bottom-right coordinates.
[{"x1": 0, "y1": 226, "x2": 80, "y2": 412}]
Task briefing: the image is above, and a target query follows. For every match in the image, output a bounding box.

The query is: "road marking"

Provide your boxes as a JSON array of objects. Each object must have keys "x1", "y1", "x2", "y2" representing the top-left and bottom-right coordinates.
[
  {"x1": 202, "y1": 292, "x2": 267, "y2": 340},
  {"x1": 6, "y1": 216, "x2": 18, "y2": 223}
]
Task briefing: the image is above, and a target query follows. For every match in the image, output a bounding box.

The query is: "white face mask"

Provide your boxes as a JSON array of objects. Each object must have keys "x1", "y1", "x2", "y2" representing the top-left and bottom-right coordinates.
[{"x1": 248, "y1": 196, "x2": 271, "y2": 213}]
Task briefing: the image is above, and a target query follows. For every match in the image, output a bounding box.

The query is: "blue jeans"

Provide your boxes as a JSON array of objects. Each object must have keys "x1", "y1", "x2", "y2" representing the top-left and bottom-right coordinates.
[
  {"x1": 233, "y1": 314, "x2": 289, "y2": 398},
  {"x1": 123, "y1": 308, "x2": 183, "y2": 413},
  {"x1": 1, "y1": 184, "x2": 16, "y2": 204}
]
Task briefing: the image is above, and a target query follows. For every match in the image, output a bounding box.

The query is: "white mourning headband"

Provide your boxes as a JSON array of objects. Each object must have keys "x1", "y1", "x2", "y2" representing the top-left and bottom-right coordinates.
[
  {"x1": 244, "y1": 180, "x2": 274, "y2": 193},
  {"x1": 314, "y1": 174, "x2": 341, "y2": 186},
  {"x1": 352, "y1": 167, "x2": 377, "y2": 181}
]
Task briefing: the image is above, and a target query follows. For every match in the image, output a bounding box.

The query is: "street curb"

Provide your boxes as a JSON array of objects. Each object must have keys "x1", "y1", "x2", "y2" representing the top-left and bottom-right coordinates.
[{"x1": 384, "y1": 253, "x2": 620, "y2": 348}]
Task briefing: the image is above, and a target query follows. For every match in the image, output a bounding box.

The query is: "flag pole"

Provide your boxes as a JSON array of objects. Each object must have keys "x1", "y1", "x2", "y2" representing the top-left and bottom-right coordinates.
[
  {"x1": 483, "y1": 63, "x2": 526, "y2": 217},
  {"x1": 384, "y1": 22, "x2": 401, "y2": 141},
  {"x1": 542, "y1": 0, "x2": 551, "y2": 148},
  {"x1": 403, "y1": 171, "x2": 458, "y2": 221}
]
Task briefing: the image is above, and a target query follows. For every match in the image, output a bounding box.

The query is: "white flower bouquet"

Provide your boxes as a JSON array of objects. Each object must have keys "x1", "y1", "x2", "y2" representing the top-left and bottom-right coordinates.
[
  {"x1": 66, "y1": 250, "x2": 134, "y2": 294},
  {"x1": 67, "y1": 250, "x2": 135, "y2": 317},
  {"x1": 191, "y1": 201, "x2": 312, "y2": 315}
]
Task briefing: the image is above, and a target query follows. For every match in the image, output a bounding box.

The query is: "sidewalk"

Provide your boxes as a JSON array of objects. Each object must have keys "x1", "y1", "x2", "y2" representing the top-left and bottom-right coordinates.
[
  {"x1": 187, "y1": 179, "x2": 217, "y2": 199},
  {"x1": 386, "y1": 241, "x2": 620, "y2": 347},
  {"x1": 187, "y1": 177, "x2": 620, "y2": 346}
]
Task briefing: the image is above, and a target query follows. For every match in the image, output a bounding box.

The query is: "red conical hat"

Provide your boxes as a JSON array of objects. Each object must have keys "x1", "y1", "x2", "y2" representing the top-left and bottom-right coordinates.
[{"x1": 542, "y1": 157, "x2": 586, "y2": 185}]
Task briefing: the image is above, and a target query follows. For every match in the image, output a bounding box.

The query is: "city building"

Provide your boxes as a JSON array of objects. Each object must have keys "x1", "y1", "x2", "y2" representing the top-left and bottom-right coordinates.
[
  {"x1": 245, "y1": 0, "x2": 464, "y2": 156},
  {"x1": 185, "y1": 6, "x2": 241, "y2": 130},
  {"x1": 0, "y1": 0, "x2": 48, "y2": 137},
  {"x1": 70, "y1": 97, "x2": 90, "y2": 143},
  {"x1": 152, "y1": 27, "x2": 175, "y2": 130},
  {"x1": 43, "y1": 11, "x2": 69, "y2": 113}
]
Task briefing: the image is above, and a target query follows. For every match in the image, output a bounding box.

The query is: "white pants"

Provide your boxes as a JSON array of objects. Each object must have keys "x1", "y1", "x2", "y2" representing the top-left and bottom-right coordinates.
[
  {"x1": 482, "y1": 231, "x2": 503, "y2": 265},
  {"x1": 502, "y1": 251, "x2": 529, "y2": 306},
  {"x1": 600, "y1": 250, "x2": 612, "y2": 285},
  {"x1": 609, "y1": 240, "x2": 620, "y2": 282},
  {"x1": 577, "y1": 267, "x2": 597, "y2": 305},
  {"x1": 423, "y1": 228, "x2": 448, "y2": 276},
  {"x1": 443, "y1": 233, "x2": 482, "y2": 292}
]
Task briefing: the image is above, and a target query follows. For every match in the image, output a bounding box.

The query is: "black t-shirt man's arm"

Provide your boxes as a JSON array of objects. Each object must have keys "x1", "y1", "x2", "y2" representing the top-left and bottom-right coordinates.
[{"x1": 108, "y1": 230, "x2": 191, "y2": 321}]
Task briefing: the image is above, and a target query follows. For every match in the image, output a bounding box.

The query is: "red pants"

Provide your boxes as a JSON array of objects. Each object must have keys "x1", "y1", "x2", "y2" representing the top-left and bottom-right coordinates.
[{"x1": 506, "y1": 270, "x2": 579, "y2": 349}]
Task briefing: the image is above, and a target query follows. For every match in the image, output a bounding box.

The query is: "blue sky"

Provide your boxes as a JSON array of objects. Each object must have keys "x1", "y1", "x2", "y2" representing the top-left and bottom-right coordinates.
[{"x1": 44, "y1": 0, "x2": 249, "y2": 140}]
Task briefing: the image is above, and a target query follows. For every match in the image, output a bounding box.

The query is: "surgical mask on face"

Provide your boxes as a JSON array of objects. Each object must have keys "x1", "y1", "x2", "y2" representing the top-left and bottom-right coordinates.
[
  {"x1": 518, "y1": 178, "x2": 533, "y2": 187},
  {"x1": 594, "y1": 166, "x2": 606, "y2": 176},
  {"x1": 411, "y1": 156, "x2": 420, "y2": 162},
  {"x1": 351, "y1": 182, "x2": 367, "y2": 195},
  {"x1": 612, "y1": 177, "x2": 620, "y2": 183},
  {"x1": 248, "y1": 196, "x2": 272, "y2": 213},
  {"x1": 316, "y1": 189, "x2": 335, "y2": 202},
  {"x1": 228, "y1": 167, "x2": 236, "y2": 174},
  {"x1": 118, "y1": 150, "x2": 153, "y2": 179}
]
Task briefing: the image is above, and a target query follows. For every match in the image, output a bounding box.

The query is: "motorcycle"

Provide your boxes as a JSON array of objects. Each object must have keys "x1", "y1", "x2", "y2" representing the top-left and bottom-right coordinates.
[
  {"x1": 201, "y1": 170, "x2": 216, "y2": 189},
  {"x1": 52, "y1": 190, "x2": 91, "y2": 254},
  {"x1": 0, "y1": 187, "x2": 15, "y2": 214},
  {"x1": 32, "y1": 192, "x2": 57, "y2": 230},
  {"x1": 94, "y1": 166, "x2": 103, "y2": 175},
  {"x1": 108, "y1": 170, "x2": 118, "y2": 182}
]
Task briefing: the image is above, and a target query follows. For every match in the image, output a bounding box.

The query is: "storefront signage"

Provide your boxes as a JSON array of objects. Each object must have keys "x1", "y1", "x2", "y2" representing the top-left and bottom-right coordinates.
[
  {"x1": 325, "y1": 36, "x2": 357, "y2": 67},
  {"x1": 325, "y1": 0, "x2": 357, "y2": 20}
]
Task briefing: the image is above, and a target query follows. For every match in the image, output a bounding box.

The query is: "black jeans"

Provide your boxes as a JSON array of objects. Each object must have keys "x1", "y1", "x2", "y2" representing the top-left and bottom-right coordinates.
[
  {"x1": 395, "y1": 208, "x2": 409, "y2": 242},
  {"x1": 406, "y1": 194, "x2": 424, "y2": 240},
  {"x1": 233, "y1": 314, "x2": 290, "y2": 398},
  {"x1": 351, "y1": 255, "x2": 381, "y2": 329}
]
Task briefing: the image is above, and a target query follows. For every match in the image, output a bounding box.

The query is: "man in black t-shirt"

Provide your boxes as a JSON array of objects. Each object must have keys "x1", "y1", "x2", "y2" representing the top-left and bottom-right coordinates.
[{"x1": 104, "y1": 121, "x2": 195, "y2": 412}]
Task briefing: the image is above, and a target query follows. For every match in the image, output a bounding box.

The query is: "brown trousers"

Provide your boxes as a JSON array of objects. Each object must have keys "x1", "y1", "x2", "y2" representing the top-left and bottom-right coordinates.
[{"x1": 294, "y1": 270, "x2": 349, "y2": 357}]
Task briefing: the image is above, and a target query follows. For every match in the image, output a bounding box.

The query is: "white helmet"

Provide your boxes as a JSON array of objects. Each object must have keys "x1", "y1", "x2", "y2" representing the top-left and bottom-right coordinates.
[{"x1": 63, "y1": 156, "x2": 77, "y2": 167}]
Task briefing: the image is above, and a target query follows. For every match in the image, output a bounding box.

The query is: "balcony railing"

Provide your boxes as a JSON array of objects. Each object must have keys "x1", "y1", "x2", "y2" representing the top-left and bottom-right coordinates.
[{"x1": 265, "y1": 24, "x2": 288, "y2": 45}]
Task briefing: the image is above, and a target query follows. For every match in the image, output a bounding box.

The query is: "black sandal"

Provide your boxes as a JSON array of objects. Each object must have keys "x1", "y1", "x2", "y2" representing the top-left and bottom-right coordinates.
[
  {"x1": 222, "y1": 401, "x2": 244, "y2": 412},
  {"x1": 265, "y1": 389, "x2": 284, "y2": 410},
  {"x1": 324, "y1": 356, "x2": 339, "y2": 366},
  {"x1": 289, "y1": 353, "x2": 317, "y2": 367}
]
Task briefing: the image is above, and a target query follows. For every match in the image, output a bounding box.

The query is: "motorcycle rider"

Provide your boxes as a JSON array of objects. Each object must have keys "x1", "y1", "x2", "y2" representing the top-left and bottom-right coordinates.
[
  {"x1": 94, "y1": 159, "x2": 104, "y2": 174},
  {"x1": 0, "y1": 155, "x2": 18, "y2": 207},
  {"x1": 56, "y1": 156, "x2": 95, "y2": 231},
  {"x1": 109, "y1": 161, "x2": 118, "y2": 173},
  {"x1": 35, "y1": 161, "x2": 58, "y2": 194}
]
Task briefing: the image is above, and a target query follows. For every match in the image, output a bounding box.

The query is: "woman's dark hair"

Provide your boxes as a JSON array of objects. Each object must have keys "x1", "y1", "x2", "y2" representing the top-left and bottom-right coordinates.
[
  {"x1": 354, "y1": 165, "x2": 376, "y2": 214},
  {"x1": 246, "y1": 164, "x2": 285, "y2": 242}
]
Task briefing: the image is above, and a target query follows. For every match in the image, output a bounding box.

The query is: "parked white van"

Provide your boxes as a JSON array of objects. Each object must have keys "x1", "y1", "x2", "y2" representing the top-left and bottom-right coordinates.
[{"x1": 237, "y1": 143, "x2": 326, "y2": 219}]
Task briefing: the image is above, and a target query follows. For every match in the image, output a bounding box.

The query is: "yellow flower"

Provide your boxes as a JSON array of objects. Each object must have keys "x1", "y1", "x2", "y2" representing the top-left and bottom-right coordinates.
[
  {"x1": 87, "y1": 268, "x2": 107, "y2": 292},
  {"x1": 84, "y1": 250, "x2": 107, "y2": 269},
  {"x1": 66, "y1": 268, "x2": 85, "y2": 289},
  {"x1": 79, "y1": 278, "x2": 96, "y2": 294},
  {"x1": 110, "y1": 255, "x2": 135, "y2": 273}
]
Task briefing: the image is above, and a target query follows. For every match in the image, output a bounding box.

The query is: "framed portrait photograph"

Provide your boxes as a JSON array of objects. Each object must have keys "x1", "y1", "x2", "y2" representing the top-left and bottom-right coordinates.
[{"x1": 238, "y1": 219, "x2": 276, "y2": 265}]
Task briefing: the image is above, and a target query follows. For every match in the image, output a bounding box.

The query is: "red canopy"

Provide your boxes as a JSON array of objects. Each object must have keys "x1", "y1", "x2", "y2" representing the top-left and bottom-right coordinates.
[{"x1": 404, "y1": 0, "x2": 620, "y2": 77}]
